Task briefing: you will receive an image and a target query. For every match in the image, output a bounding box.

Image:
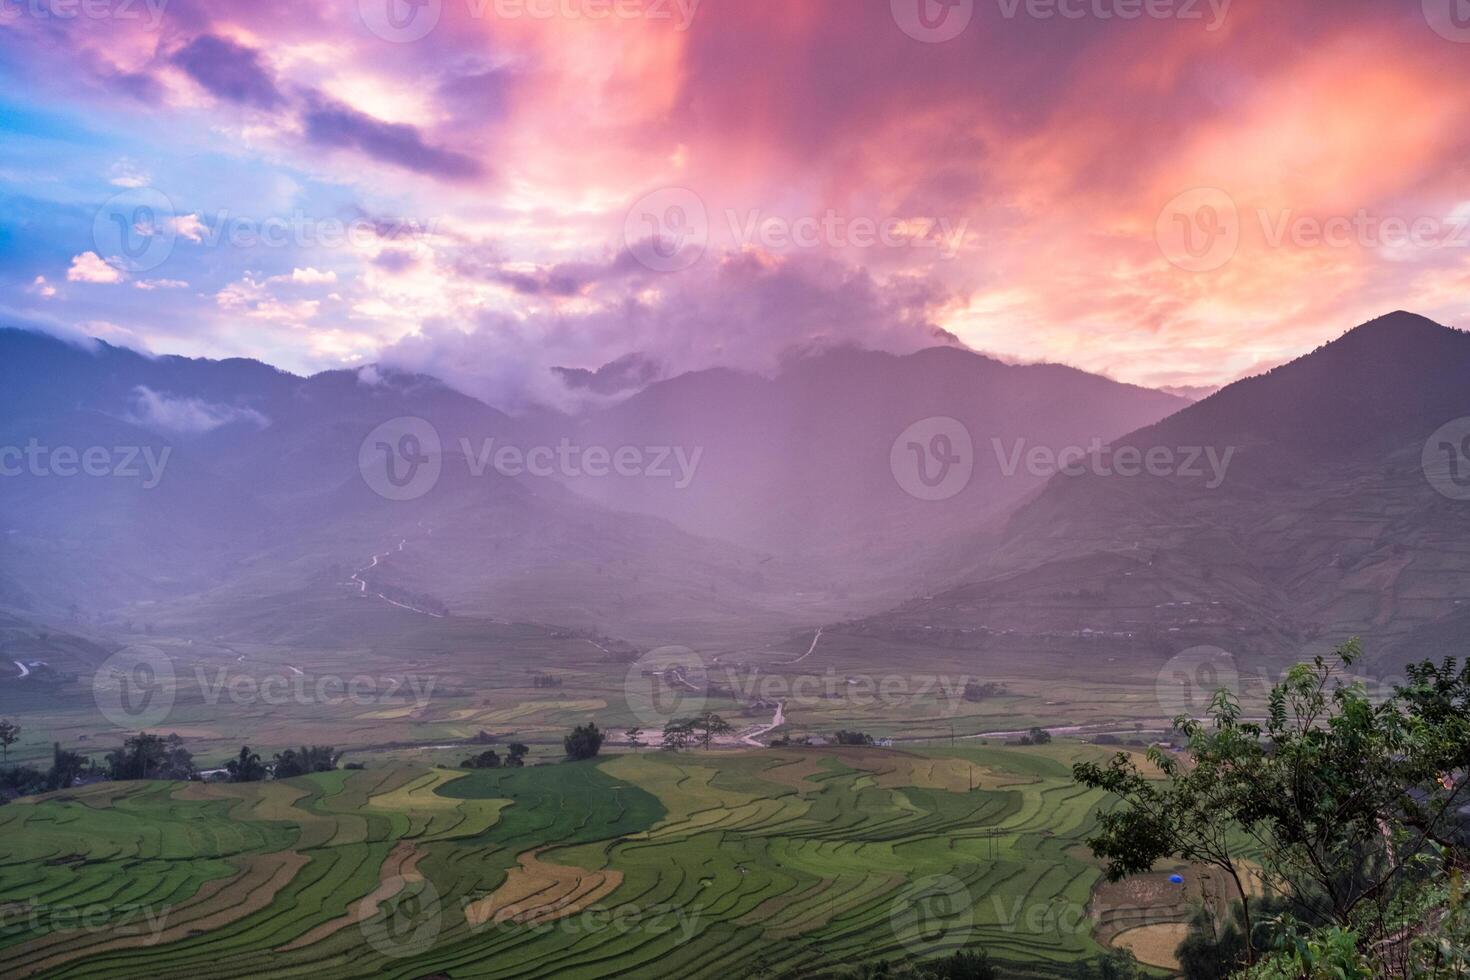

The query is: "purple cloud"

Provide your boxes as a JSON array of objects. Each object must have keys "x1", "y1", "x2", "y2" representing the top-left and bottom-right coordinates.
[
  {"x1": 172, "y1": 35, "x2": 284, "y2": 109},
  {"x1": 379, "y1": 252, "x2": 956, "y2": 410},
  {"x1": 303, "y1": 97, "x2": 485, "y2": 180},
  {"x1": 464, "y1": 249, "x2": 647, "y2": 297}
]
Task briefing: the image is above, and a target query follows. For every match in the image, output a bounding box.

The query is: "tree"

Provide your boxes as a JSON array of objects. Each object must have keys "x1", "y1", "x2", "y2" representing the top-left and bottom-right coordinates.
[
  {"x1": 505, "y1": 742, "x2": 529, "y2": 767},
  {"x1": 835, "y1": 730, "x2": 873, "y2": 746},
  {"x1": 564, "y1": 723, "x2": 605, "y2": 761},
  {"x1": 461, "y1": 749, "x2": 501, "y2": 769},
  {"x1": 693, "y1": 713, "x2": 732, "y2": 750},
  {"x1": 46, "y1": 743, "x2": 88, "y2": 791},
  {"x1": 1075, "y1": 642, "x2": 1470, "y2": 972},
  {"x1": 661, "y1": 719, "x2": 692, "y2": 751},
  {"x1": 0, "y1": 719, "x2": 19, "y2": 762},
  {"x1": 625, "y1": 727, "x2": 644, "y2": 750},
  {"x1": 1025, "y1": 727, "x2": 1052, "y2": 745},
  {"x1": 225, "y1": 746, "x2": 267, "y2": 783}
]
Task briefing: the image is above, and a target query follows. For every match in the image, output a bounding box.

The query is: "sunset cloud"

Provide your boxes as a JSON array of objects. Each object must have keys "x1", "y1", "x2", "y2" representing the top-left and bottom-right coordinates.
[{"x1": 3, "y1": 0, "x2": 1468, "y2": 401}]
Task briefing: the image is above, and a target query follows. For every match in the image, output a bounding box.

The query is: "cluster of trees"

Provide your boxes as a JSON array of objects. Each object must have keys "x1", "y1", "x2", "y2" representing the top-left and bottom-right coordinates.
[
  {"x1": 107, "y1": 733, "x2": 196, "y2": 780},
  {"x1": 0, "y1": 732, "x2": 198, "y2": 795},
  {"x1": 1075, "y1": 642, "x2": 1470, "y2": 978},
  {"x1": 0, "y1": 742, "x2": 91, "y2": 797},
  {"x1": 1016, "y1": 727, "x2": 1052, "y2": 746},
  {"x1": 835, "y1": 730, "x2": 874, "y2": 746},
  {"x1": 531, "y1": 674, "x2": 564, "y2": 689},
  {"x1": 0, "y1": 726, "x2": 350, "y2": 798},
  {"x1": 661, "y1": 713, "x2": 733, "y2": 751},
  {"x1": 0, "y1": 717, "x2": 616, "y2": 795},
  {"x1": 223, "y1": 744, "x2": 340, "y2": 782},
  {"x1": 458, "y1": 722, "x2": 607, "y2": 767},
  {"x1": 461, "y1": 743, "x2": 528, "y2": 769},
  {"x1": 962, "y1": 682, "x2": 1008, "y2": 702}
]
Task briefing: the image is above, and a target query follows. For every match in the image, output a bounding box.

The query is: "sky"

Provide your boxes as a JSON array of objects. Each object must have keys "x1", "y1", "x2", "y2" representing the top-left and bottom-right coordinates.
[{"x1": 3, "y1": 0, "x2": 1470, "y2": 409}]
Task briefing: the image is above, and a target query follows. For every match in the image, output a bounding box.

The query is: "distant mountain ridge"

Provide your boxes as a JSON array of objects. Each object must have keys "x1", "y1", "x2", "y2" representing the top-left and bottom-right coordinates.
[
  {"x1": 7, "y1": 312, "x2": 1462, "y2": 668},
  {"x1": 845, "y1": 312, "x2": 1470, "y2": 674},
  {"x1": 0, "y1": 326, "x2": 1183, "y2": 643}
]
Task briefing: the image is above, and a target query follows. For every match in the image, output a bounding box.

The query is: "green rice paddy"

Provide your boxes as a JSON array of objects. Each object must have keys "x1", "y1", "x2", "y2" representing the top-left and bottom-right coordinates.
[{"x1": 0, "y1": 743, "x2": 1166, "y2": 979}]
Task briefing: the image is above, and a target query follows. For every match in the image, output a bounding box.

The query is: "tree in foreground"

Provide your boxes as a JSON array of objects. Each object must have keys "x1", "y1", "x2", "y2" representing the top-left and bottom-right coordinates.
[
  {"x1": 1074, "y1": 641, "x2": 1470, "y2": 976},
  {"x1": 564, "y1": 722, "x2": 604, "y2": 761}
]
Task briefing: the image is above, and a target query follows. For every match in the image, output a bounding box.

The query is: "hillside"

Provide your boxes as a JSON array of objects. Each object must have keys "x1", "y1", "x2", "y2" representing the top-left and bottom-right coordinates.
[{"x1": 843, "y1": 313, "x2": 1470, "y2": 674}]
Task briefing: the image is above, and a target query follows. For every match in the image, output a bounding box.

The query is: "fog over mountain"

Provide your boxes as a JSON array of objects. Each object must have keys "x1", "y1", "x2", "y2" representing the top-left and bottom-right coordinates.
[
  {"x1": 2, "y1": 311, "x2": 1465, "y2": 672},
  {"x1": 0, "y1": 324, "x2": 1179, "y2": 643}
]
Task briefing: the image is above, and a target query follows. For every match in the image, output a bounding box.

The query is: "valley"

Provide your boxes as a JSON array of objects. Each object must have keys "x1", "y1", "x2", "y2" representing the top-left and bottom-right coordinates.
[{"x1": 1, "y1": 312, "x2": 1468, "y2": 978}]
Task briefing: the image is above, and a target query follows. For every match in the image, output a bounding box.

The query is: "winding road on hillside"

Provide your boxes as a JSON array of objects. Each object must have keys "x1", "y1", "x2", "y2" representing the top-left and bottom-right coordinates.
[
  {"x1": 349, "y1": 537, "x2": 445, "y2": 619},
  {"x1": 785, "y1": 628, "x2": 823, "y2": 664}
]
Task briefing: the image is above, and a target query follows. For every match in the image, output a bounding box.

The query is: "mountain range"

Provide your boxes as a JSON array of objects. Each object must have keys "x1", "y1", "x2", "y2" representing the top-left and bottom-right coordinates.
[{"x1": 1, "y1": 311, "x2": 1465, "y2": 674}]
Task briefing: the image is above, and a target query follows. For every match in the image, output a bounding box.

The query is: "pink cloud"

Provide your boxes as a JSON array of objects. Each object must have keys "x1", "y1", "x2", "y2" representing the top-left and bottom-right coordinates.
[{"x1": 67, "y1": 253, "x2": 124, "y2": 284}]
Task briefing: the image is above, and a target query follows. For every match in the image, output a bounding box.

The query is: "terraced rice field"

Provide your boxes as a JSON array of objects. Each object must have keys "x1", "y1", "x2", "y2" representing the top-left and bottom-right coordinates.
[{"x1": 0, "y1": 743, "x2": 1173, "y2": 978}]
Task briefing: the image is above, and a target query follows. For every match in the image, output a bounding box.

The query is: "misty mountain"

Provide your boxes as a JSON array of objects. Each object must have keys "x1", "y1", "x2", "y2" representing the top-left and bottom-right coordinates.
[
  {"x1": 849, "y1": 312, "x2": 1470, "y2": 674},
  {"x1": 19, "y1": 313, "x2": 1465, "y2": 668},
  {"x1": 0, "y1": 328, "x2": 1191, "y2": 645},
  {"x1": 1, "y1": 329, "x2": 811, "y2": 643},
  {"x1": 546, "y1": 345, "x2": 1186, "y2": 576}
]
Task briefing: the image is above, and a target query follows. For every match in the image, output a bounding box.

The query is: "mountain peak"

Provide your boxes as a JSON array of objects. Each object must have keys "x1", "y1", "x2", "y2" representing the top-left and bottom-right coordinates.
[
  {"x1": 1136, "y1": 309, "x2": 1470, "y2": 456},
  {"x1": 1332, "y1": 310, "x2": 1460, "y2": 347}
]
